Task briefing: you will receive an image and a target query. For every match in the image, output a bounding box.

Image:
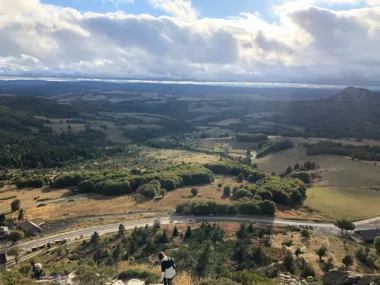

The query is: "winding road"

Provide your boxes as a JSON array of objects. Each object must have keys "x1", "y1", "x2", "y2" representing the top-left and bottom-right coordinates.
[{"x1": 3, "y1": 214, "x2": 378, "y2": 254}]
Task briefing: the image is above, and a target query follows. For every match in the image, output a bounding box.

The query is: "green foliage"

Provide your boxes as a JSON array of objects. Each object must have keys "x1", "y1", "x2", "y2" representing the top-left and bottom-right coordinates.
[
  {"x1": 185, "y1": 225, "x2": 192, "y2": 239},
  {"x1": 301, "y1": 262, "x2": 316, "y2": 278},
  {"x1": 54, "y1": 163, "x2": 215, "y2": 194},
  {"x1": 191, "y1": 188, "x2": 198, "y2": 196},
  {"x1": 301, "y1": 229, "x2": 310, "y2": 239},
  {"x1": 283, "y1": 251, "x2": 296, "y2": 274},
  {"x1": 237, "y1": 173, "x2": 244, "y2": 182},
  {"x1": 139, "y1": 180, "x2": 161, "y2": 199},
  {"x1": 259, "y1": 200, "x2": 277, "y2": 215},
  {"x1": 323, "y1": 257, "x2": 335, "y2": 272},
  {"x1": 256, "y1": 140, "x2": 294, "y2": 158},
  {"x1": 159, "y1": 189, "x2": 167, "y2": 196},
  {"x1": 236, "y1": 224, "x2": 248, "y2": 239},
  {"x1": 355, "y1": 247, "x2": 378, "y2": 268},
  {"x1": 374, "y1": 236, "x2": 380, "y2": 253},
  {"x1": 90, "y1": 232, "x2": 101, "y2": 247},
  {"x1": 235, "y1": 133, "x2": 268, "y2": 142},
  {"x1": 342, "y1": 254, "x2": 354, "y2": 268},
  {"x1": 291, "y1": 171, "x2": 311, "y2": 184},
  {"x1": 11, "y1": 199, "x2": 21, "y2": 212},
  {"x1": 7, "y1": 231, "x2": 24, "y2": 242},
  {"x1": 18, "y1": 209, "x2": 25, "y2": 221},
  {"x1": 7, "y1": 246, "x2": 20, "y2": 263},
  {"x1": 172, "y1": 225, "x2": 179, "y2": 237},
  {"x1": 118, "y1": 224, "x2": 126, "y2": 236},
  {"x1": 295, "y1": 247, "x2": 303, "y2": 257},
  {"x1": 223, "y1": 185, "x2": 232, "y2": 197},
  {"x1": 204, "y1": 160, "x2": 265, "y2": 179},
  {"x1": 334, "y1": 219, "x2": 356, "y2": 237},
  {"x1": 118, "y1": 269, "x2": 160, "y2": 283},
  {"x1": 315, "y1": 245, "x2": 328, "y2": 261},
  {"x1": 305, "y1": 141, "x2": 380, "y2": 162}
]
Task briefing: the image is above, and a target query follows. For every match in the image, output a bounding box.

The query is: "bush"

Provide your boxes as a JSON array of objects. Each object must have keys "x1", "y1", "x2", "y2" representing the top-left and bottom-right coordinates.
[
  {"x1": 257, "y1": 189, "x2": 273, "y2": 201},
  {"x1": 301, "y1": 262, "x2": 316, "y2": 278},
  {"x1": 223, "y1": 185, "x2": 232, "y2": 197},
  {"x1": 8, "y1": 231, "x2": 25, "y2": 242},
  {"x1": 11, "y1": 199, "x2": 21, "y2": 212},
  {"x1": 237, "y1": 173, "x2": 244, "y2": 182},
  {"x1": 283, "y1": 251, "x2": 296, "y2": 274},
  {"x1": 233, "y1": 189, "x2": 251, "y2": 200},
  {"x1": 291, "y1": 171, "x2": 311, "y2": 184},
  {"x1": 374, "y1": 236, "x2": 380, "y2": 253},
  {"x1": 191, "y1": 188, "x2": 198, "y2": 196},
  {"x1": 118, "y1": 269, "x2": 159, "y2": 283},
  {"x1": 259, "y1": 200, "x2": 276, "y2": 215},
  {"x1": 159, "y1": 189, "x2": 167, "y2": 197}
]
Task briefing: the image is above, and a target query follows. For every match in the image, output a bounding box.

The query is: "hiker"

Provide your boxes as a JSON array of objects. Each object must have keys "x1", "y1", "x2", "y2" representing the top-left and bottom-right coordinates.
[
  {"x1": 158, "y1": 251, "x2": 176, "y2": 285},
  {"x1": 31, "y1": 261, "x2": 43, "y2": 280}
]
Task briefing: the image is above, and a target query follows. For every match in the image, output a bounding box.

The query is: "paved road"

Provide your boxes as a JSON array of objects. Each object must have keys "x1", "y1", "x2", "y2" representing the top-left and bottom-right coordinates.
[
  {"x1": 14, "y1": 215, "x2": 340, "y2": 252},
  {"x1": 6, "y1": 213, "x2": 380, "y2": 254}
]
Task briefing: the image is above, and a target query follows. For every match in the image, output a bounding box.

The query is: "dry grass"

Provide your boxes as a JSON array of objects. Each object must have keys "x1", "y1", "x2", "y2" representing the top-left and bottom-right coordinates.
[
  {"x1": 255, "y1": 140, "x2": 380, "y2": 219},
  {"x1": 0, "y1": 186, "x2": 70, "y2": 212},
  {"x1": 66, "y1": 213, "x2": 168, "y2": 231},
  {"x1": 25, "y1": 176, "x2": 241, "y2": 221},
  {"x1": 143, "y1": 148, "x2": 220, "y2": 164},
  {"x1": 271, "y1": 231, "x2": 375, "y2": 275}
]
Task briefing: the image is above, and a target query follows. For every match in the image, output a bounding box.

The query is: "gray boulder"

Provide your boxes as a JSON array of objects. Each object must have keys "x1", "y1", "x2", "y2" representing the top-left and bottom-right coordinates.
[
  {"x1": 357, "y1": 275, "x2": 380, "y2": 285},
  {"x1": 323, "y1": 270, "x2": 363, "y2": 285}
]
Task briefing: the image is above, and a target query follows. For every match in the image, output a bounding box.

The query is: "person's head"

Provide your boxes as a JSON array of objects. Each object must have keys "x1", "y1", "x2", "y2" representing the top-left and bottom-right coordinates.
[{"x1": 158, "y1": 252, "x2": 166, "y2": 260}]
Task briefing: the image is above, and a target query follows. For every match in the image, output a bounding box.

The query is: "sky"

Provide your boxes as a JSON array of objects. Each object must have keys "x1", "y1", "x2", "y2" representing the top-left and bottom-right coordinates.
[{"x1": 1, "y1": 0, "x2": 380, "y2": 85}]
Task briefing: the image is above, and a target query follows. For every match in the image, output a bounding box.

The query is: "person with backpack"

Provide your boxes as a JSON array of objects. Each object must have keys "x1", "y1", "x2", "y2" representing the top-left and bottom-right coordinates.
[
  {"x1": 31, "y1": 261, "x2": 43, "y2": 280},
  {"x1": 158, "y1": 251, "x2": 176, "y2": 285}
]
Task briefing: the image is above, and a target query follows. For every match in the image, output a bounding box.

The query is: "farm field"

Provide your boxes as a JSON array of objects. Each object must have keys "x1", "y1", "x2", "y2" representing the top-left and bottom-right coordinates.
[
  {"x1": 0, "y1": 186, "x2": 71, "y2": 212},
  {"x1": 255, "y1": 141, "x2": 380, "y2": 219},
  {"x1": 25, "y1": 176, "x2": 240, "y2": 221}
]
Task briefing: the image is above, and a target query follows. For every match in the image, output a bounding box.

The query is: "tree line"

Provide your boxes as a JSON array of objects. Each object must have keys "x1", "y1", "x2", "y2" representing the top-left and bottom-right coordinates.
[
  {"x1": 304, "y1": 141, "x2": 380, "y2": 162},
  {"x1": 52, "y1": 164, "x2": 215, "y2": 195}
]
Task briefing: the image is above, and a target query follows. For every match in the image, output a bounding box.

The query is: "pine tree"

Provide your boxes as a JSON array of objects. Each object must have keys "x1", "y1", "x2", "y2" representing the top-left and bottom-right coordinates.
[
  {"x1": 248, "y1": 222, "x2": 254, "y2": 233},
  {"x1": 18, "y1": 209, "x2": 25, "y2": 221},
  {"x1": 118, "y1": 224, "x2": 126, "y2": 236},
  {"x1": 172, "y1": 225, "x2": 179, "y2": 237},
  {"x1": 90, "y1": 232, "x2": 100, "y2": 246},
  {"x1": 185, "y1": 225, "x2": 192, "y2": 239}
]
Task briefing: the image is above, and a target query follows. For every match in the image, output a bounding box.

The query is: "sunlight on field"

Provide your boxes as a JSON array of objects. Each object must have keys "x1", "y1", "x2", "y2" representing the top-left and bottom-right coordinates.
[
  {"x1": 256, "y1": 143, "x2": 380, "y2": 219},
  {"x1": 305, "y1": 186, "x2": 380, "y2": 220},
  {"x1": 0, "y1": 186, "x2": 70, "y2": 212},
  {"x1": 25, "y1": 176, "x2": 240, "y2": 221}
]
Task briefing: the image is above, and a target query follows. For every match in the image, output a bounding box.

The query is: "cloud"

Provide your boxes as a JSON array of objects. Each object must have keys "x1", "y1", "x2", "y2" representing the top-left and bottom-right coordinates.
[
  {"x1": 102, "y1": 0, "x2": 134, "y2": 6},
  {"x1": 0, "y1": 0, "x2": 380, "y2": 85},
  {"x1": 149, "y1": 0, "x2": 197, "y2": 20}
]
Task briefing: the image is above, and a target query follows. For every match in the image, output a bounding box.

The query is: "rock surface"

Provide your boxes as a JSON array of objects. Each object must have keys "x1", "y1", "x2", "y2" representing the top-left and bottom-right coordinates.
[{"x1": 323, "y1": 270, "x2": 380, "y2": 285}]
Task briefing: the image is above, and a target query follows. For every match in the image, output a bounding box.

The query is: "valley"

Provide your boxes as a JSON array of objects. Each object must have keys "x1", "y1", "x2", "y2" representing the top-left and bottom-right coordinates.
[{"x1": 0, "y1": 81, "x2": 380, "y2": 284}]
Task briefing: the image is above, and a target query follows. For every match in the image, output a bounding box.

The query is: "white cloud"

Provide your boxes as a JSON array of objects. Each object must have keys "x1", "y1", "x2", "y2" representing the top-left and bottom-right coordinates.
[
  {"x1": 102, "y1": 0, "x2": 134, "y2": 6},
  {"x1": 0, "y1": 0, "x2": 380, "y2": 84},
  {"x1": 149, "y1": 0, "x2": 197, "y2": 20}
]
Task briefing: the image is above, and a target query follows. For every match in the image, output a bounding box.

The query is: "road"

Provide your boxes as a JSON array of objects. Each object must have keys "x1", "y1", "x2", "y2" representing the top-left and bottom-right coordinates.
[
  {"x1": 14, "y1": 215, "x2": 341, "y2": 252},
  {"x1": 5, "y1": 213, "x2": 379, "y2": 254}
]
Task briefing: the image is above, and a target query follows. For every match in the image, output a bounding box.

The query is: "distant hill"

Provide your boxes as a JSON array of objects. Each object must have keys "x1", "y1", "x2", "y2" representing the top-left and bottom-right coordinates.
[
  {"x1": 266, "y1": 87, "x2": 380, "y2": 139},
  {"x1": 330, "y1": 86, "x2": 376, "y2": 102}
]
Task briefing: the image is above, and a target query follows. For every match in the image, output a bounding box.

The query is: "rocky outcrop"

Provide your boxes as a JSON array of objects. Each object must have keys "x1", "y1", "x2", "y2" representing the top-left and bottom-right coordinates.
[
  {"x1": 357, "y1": 275, "x2": 380, "y2": 285},
  {"x1": 323, "y1": 270, "x2": 380, "y2": 285}
]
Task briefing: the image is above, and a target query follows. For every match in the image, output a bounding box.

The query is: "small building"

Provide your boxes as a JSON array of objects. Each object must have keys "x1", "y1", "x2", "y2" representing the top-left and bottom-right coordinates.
[
  {"x1": 0, "y1": 227, "x2": 9, "y2": 239},
  {"x1": 19, "y1": 220, "x2": 43, "y2": 236},
  {"x1": 355, "y1": 228, "x2": 380, "y2": 242}
]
